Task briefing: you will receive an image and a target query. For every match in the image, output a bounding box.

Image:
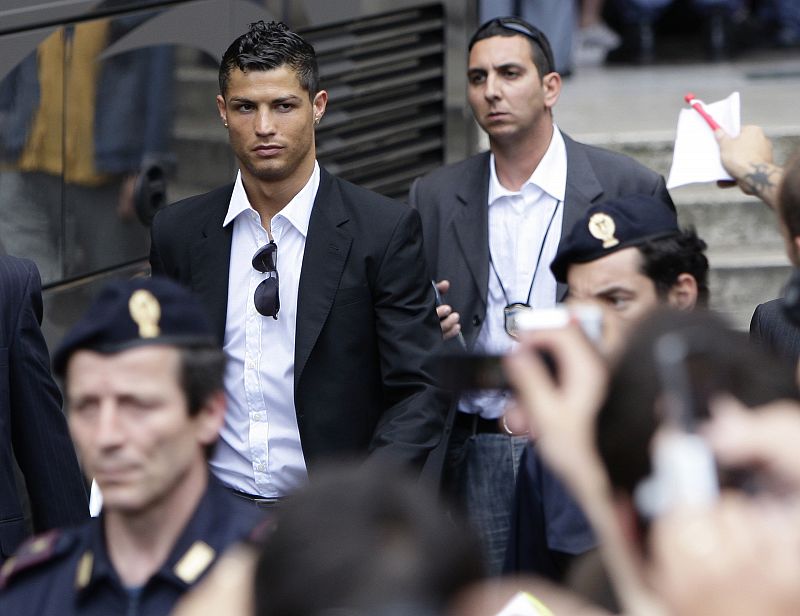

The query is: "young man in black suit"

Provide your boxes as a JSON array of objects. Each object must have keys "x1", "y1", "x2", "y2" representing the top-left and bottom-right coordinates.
[
  {"x1": 150, "y1": 22, "x2": 445, "y2": 505},
  {"x1": 409, "y1": 17, "x2": 674, "y2": 573},
  {"x1": 0, "y1": 254, "x2": 87, "y2": 557}
]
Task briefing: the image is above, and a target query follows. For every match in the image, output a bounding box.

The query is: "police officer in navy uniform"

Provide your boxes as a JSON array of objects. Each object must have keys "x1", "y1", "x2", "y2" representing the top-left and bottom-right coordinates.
[{"x1": 0, "y1": 277, "x2": 264, "y2": 615}]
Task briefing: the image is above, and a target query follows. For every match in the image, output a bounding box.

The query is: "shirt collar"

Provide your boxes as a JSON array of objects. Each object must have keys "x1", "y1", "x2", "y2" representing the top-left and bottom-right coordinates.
[
  {"x1": 488, "y1": 125, "x2": 567, "y2": 206},
  {"x1": 222, "y1": 161, "x2": 320, "y2": 238},
  {"x1": 77, "y1": 475, "x2": 236, "y2": 599}
]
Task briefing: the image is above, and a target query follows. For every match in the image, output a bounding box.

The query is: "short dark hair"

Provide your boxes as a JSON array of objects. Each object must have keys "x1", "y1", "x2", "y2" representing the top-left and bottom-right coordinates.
[
  {"x1": 178, "y1": 345, "x2": 226, "y2": 458},
  {"x1": 253, "y1": 461, "x2": 484, "y2": 616},
  {"x1": 219, "y1": 20, "x2": 319, "y2": 99},
  {"x1": 638, "y1": 228, "x2": 710, "y2": 307},
  {"x1": 778, "y1": 151, "x2": 800, "y2": 238},
  {"x1": 178, "y1": 345, "x2": 225, "y2": 417},
  {"x1": 469, "y1": 17, "x2": 555, "y2": 79},
  {"x1": 596, "y1": 308, "x2": 800, "y2": 499}
]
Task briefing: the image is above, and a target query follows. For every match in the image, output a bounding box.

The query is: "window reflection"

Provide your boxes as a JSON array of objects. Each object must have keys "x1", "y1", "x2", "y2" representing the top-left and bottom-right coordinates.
[{"x1": 0, "y1": 15, "x2": 177, "y2": 284}]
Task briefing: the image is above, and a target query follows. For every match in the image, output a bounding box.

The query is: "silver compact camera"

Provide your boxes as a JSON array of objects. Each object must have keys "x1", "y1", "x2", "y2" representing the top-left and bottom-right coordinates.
[{"x1": 509, "y1": 304, "x2": 603, "y2": 344}]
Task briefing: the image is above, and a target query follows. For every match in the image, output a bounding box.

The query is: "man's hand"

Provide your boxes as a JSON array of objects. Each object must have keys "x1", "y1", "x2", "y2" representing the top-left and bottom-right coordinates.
[
  {"x1": 505, "y1": 323, "x2": 667, "y2": 616},
  {"x1": 707, "y1": 397, "x2": 800, "y2": 495},
  {"x1": 650, "y1": 494, "x2": 800, "y2": 616},
  {"x1": 503, "y1": 323, "x2": 608, "y2": 491},
  {"x1": 647, "y1": 400, "x2": 800, "y2": 615},
  {"x1": 715, "y1": 125, "x2": 783, "y2": 210},
  {"x1": 434, "y1": 279, "x2": 462, "y2": 341}
]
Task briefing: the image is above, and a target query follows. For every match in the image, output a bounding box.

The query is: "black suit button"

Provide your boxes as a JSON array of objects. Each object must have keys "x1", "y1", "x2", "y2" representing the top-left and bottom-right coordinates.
[{"x1": 472, "y1": 315, "x2": 481, "y2": 327}]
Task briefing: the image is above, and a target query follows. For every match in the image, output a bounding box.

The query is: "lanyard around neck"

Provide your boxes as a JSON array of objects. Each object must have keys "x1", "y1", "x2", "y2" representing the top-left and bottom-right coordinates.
[{"x1": 488, "y1": 199, "x2": 562, "y2": 307}]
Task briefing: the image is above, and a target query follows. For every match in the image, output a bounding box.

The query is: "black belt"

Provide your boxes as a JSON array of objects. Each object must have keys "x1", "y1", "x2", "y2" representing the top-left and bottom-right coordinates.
[
  {"x1": 228, "y1": 488, "x2": 283, "y2": 509},
  {"x1": 454, "y1": 411, "x2": 503, "y2": 435}
]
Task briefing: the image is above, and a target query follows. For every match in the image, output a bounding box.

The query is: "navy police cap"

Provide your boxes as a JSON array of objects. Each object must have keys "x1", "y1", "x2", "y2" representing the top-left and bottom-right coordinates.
[
  {"x1": 53, "y1": 277, "x2": 216, "y2": 376},
  {"x1": 550, "y1": 194, "x2": 680, "y2": 283}
]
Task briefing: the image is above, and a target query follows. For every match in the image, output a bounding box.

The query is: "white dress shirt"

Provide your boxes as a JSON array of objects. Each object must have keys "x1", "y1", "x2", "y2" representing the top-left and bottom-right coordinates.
[
  {"x1": 210, "y1": 163, "x2": 320, "y2": 497},
  {"x1": 460, "y1": 127, "x2": 567, "y2": 419}
]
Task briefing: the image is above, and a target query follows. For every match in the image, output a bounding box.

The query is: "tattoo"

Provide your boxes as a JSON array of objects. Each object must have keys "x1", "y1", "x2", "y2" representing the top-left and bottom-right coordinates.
[{"x1": 742, "y1": 163, "x2": 777, "y2": 199}]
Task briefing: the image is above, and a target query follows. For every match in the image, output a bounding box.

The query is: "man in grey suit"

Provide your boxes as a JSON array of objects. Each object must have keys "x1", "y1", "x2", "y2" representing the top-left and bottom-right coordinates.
[{"x1": 409, "y1": 17, "x2": 673, "y2": 574}]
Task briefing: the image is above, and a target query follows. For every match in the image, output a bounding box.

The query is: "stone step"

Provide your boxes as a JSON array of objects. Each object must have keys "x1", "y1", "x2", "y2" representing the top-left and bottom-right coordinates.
[
  {"x1": 672, "y1": 183, "x2": 784, "y2": 253},
  {"x1": 580, "y1": 131, "x2": 800, "y2": 180},
  {"x1": 708, "y1": 256, "x2": 792, "y2": 330}
]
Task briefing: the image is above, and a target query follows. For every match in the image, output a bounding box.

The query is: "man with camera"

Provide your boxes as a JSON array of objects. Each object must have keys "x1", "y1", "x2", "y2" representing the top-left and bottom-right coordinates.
[
  {"x1": 409, "y1": 16, "x2": 673, "y2": 573},
  {"x1": 506, "y1": 306, "x2": 800, "y2": 614}
]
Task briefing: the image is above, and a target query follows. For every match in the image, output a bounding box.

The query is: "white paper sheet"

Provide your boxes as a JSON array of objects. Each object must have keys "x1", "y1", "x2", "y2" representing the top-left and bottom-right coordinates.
[
  {"x1": 494, "y1": 591, "x2": 554, "y2": 616},
  {"x1": 666, "y1": 92, "x2": 741, "y2": 189}
]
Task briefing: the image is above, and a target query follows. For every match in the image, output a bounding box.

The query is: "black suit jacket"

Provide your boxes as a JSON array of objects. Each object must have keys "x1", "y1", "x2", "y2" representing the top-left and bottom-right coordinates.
[
  {"x1": 409, "y1": 134, "x2": 674, "y2": 348},
  {"x1": 150, "y1": 169, "x2": 446, "y2": 470},
  {"x1": 0, "y1": 256, "x2": 87, "y2": 557},
  {"x1": 750, "y1": 298, "x2": 800, "y2": 365}
]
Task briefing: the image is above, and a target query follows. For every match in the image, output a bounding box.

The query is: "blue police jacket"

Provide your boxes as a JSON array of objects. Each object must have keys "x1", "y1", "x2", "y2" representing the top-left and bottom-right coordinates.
[{"x1": 0, "y1": 475, "x2": 264, "y2": 615}]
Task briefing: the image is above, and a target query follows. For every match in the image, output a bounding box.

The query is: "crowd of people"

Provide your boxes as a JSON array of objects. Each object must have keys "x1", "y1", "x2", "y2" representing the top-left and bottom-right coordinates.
[
  {"x1": 1, "y1": 12, "x2": 799, "y2": 616},
  {"x1": 482, "y1": 0, "x2": 800, "y2": 71}
]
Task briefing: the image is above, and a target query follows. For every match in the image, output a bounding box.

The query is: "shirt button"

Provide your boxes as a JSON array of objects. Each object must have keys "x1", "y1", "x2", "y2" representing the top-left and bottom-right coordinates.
[{"x1": 472, "y1": 315, "x2": 482, "y2": 327}]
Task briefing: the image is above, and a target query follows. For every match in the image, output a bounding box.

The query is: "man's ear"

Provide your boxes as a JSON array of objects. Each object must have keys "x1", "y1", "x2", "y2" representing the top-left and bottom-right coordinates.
[
  {"x1": 195, "y1": 390, "x2": 226, "y2": 448},
  {"x1": 313, "y1": 89, "x2": 328, "y2": 120},
  {"x1": 667, "y1": 273, "x2": 699, "y2": 311},
  {"x1": 542, "y1": 72, "x2": 561, "y2": 110},
  {"x1": 216, "y1": 94, "x2": 227, "y2": 126}
]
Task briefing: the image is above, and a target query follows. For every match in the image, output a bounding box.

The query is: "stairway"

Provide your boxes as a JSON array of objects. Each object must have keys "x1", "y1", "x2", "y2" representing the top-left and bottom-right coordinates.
[
  {"x1": 555, "y1": 53, "x2": 800, "y2": 329},
  {"x1": 167, "y1": 45, "x2": 800, "y2": 330},
  {"x1": 597, "y1": 131, "x2": 799, "y2": 329}
]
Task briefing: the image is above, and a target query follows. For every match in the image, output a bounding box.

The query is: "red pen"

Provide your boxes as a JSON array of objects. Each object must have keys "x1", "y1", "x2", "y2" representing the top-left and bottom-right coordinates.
[{"x1": 684, "y1": 93, "x2": 722, "y2": 131}]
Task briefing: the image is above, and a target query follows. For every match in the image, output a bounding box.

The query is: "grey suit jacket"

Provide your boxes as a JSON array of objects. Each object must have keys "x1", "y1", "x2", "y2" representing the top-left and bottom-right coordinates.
[{"x1": 408, "y1": 133, "x2": 674, "y2": 349}]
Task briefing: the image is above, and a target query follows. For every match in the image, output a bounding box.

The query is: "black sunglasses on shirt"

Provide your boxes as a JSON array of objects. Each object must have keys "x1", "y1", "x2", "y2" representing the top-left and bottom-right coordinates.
[{"x1": 252, "y1": 241, "x2": 279, "y2": 319}]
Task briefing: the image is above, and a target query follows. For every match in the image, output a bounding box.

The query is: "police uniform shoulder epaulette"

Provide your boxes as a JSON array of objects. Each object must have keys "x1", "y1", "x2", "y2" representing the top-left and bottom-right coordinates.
[{"x1": 0, "y1": 529, "x2": 76, "y2": 589}]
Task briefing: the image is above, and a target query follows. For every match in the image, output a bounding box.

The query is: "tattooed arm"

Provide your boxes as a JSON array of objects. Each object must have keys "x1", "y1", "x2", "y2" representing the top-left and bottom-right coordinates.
[{"x1": 716, "y1": 125, "x2": 784, "y2": 210}]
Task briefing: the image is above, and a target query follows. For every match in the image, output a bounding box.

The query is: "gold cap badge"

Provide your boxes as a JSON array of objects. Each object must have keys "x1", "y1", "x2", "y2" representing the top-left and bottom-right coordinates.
[
  {"x1": 129, "y1": 289, "x2": 161, "y2": 338},
  {"x1": 588, "y1": 212, "x2": 619, "y2": 249}
]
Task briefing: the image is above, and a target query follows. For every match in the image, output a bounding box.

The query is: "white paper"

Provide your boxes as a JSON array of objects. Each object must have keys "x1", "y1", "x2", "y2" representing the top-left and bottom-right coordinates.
[
  {"x1": 494, "y1": 592, "x2": 553, "y2": 616},
  {"x1": 666, "y1": 91, "x2": 741, "y2": 189}
]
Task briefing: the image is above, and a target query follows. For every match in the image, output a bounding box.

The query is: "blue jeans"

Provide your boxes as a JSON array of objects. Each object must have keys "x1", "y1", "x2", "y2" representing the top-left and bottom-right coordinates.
[{"x1": 447, "y1": 425, "x2": 528, "y2": 575}]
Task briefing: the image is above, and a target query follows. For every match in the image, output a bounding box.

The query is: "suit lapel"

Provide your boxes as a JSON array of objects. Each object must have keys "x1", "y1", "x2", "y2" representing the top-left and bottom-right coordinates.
[
  {"x1": 452, "y1": 152, "x2": 490, "y2": 308},
  {"x1": 295, "y1": 170, "x2": 352, "y2": 389},
  {"x1": 190, "y1": 189, "x2": 233, "y2": 344},
  {"x1": 562, "y1": 134, "x2": 604, "y2": 239},
  {"x1": 558, "y1": 135, "x2": 604, "y2": 300}
]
